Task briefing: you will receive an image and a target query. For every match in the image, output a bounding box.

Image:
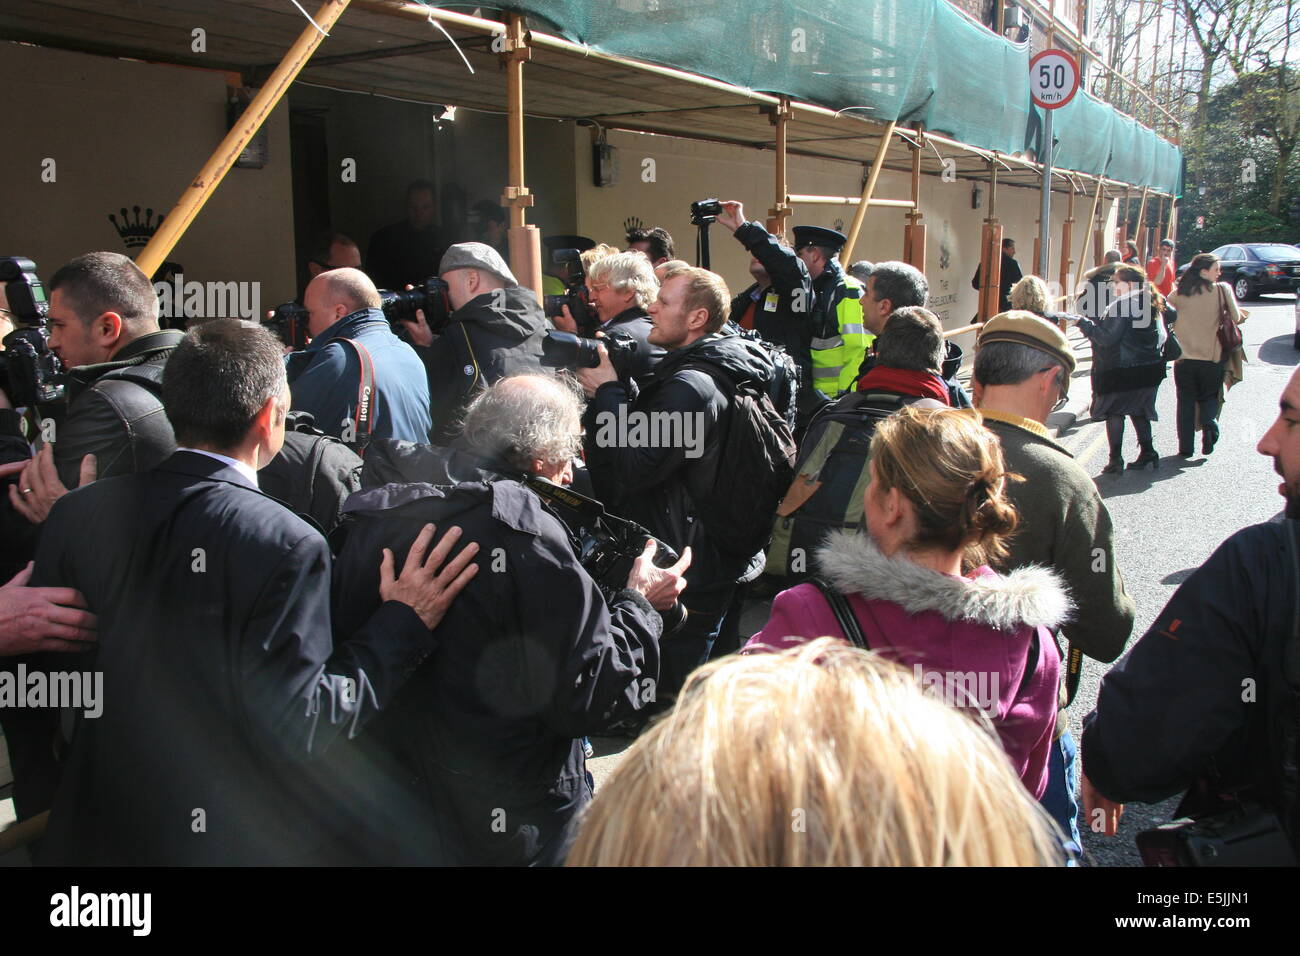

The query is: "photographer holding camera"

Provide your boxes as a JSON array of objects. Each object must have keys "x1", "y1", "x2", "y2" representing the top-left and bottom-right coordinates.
[
  {"x1": 553, "y1": 251, "x2": 664, "y2": 381},
  {"x1": 285, "y1": 267, "x2": 432, "y2": 447},
  {"x1": 716, "y1": 203, "x2": 866, "y2": 408},
  {"x1": 577, "y1": 265, "x2": 790, "y2": 709},
  {"x1": 331, "y1": 374, "x2": 686, "y2": 865},
  {"x1": 1, "y1": 253, "x2": 182, "y2": 528},
  {"x1": 400, "y1": 242, "x2": 549, "y2": 444}
]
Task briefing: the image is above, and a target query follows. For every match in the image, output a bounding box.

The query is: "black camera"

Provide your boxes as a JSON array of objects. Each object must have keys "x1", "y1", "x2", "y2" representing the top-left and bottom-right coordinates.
[
  {"x1": 379, "y1": 276, "x2": 452, "y2": 335},
  {"x1": 0, "y1": 256, "x2": 65, "y2": 406},
  {"x1": 690, "y1": 198, "x2": 723, "y2": 226},
  {"x1": 264, "y1": 302, "x2": 311, "y2": 350},
  {"x1": 525, "y1": 475, "x2": 686, "y2": 633},
  {"x1": 542, "y1": 248, "x2": 595, "y2": 334},
  {"x1": 542, "y1": 329, "x2": 639, "y2": 378}
]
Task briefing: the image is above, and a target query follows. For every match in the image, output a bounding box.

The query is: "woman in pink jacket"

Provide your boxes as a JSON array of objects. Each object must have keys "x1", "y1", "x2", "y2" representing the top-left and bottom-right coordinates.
[{"x1": 747, "y1": 407, "x2": 1069, "y2": 798}]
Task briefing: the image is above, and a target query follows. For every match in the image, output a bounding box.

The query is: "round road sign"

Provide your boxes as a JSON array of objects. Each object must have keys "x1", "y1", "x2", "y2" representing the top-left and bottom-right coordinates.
[{"x1": 1030, "y1": 48, "x2": 1080, "y2": 110}]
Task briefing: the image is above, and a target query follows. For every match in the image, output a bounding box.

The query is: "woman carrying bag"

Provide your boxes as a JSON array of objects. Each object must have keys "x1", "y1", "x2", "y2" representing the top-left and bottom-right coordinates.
[
  {"x1": 1168, "y1": 252, "x2": 1244, "y2": 458},
  {"x1": 746, "y1": 407, "x2": 1068, "y2": 799},
  {"x1": 1075, "y1": 265, "x2": 1172, "y2": 473}
]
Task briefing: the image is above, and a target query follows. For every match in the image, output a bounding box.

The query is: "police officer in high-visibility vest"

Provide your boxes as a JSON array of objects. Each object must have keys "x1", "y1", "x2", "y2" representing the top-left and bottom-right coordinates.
[{"x1": 791, "y1": 225, "x2": 868, "y2": 400}]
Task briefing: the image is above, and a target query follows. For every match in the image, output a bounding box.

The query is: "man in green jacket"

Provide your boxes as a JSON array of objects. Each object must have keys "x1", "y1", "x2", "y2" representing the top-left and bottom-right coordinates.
[{"x1": 973, "y1": 311, "x2": 1137, "y2": 858}]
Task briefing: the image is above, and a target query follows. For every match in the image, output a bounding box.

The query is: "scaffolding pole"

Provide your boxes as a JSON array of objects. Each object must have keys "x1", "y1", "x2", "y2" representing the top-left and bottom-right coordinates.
[{"x1": 136, "y1": 0, "x2": 353, "y2": 277}]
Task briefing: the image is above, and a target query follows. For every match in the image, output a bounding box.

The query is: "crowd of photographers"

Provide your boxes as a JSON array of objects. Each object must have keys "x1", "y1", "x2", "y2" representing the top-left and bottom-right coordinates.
[{"x1": 0, "y1": 194, "x2": 1297, "y2": 867}]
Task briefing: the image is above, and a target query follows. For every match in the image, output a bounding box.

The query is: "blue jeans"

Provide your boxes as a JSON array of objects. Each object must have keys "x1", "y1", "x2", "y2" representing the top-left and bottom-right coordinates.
[{"x1": 1040, "y1": 730, "x2": 1082, "y2": 863}]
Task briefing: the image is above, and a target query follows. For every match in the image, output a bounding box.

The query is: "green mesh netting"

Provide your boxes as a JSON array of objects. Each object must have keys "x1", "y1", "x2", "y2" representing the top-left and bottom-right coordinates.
[{"x1": 433, "y1": 0, "x2": 1181, "y2": 194}]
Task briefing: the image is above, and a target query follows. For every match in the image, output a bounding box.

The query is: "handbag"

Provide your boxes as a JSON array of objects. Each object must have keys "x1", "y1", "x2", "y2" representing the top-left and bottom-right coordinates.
[
  {"x1": 1215, "y1": 284, "x2": 1243, "y2": 353},
  {"x1": 1161, "y1": 318, "x2": 1183, "y2": 362}
]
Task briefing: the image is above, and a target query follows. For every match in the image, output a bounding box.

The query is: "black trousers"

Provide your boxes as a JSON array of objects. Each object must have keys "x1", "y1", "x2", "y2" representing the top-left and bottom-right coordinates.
[{"x1": 1175, "y1": 359, "x2": 1224, "y2": 453}]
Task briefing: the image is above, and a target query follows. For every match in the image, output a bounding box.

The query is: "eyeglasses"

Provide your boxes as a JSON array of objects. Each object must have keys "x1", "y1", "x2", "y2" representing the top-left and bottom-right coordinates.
[{"x1": 587, "y1": 284, "x2": 609, "y2": 295}]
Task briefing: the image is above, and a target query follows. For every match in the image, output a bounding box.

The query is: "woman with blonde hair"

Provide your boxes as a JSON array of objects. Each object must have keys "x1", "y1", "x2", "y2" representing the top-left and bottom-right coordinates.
[
  {"x1": 747, "y1": 406, "x2": 1068, "y2": 798},
  {"x1": 566, "y1": 638, "x2": 1064, "y2": 866},
  {"x1": 1009, "y1": 274, "x2": 1080, "y2": 328}
]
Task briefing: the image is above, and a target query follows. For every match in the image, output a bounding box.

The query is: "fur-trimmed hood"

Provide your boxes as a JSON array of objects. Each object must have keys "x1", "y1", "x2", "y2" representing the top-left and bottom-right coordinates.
[{"x1": 815, "y1": 529, "x2": 1072, "y2": 632}]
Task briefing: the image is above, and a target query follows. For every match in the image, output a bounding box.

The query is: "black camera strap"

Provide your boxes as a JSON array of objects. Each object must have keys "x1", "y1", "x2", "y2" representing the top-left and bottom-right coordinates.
[
  {"x1": 338, "y1": 338, "x2": 376, "y2": 453},
  {"x1": 808, "y1": 577, "x2": 870, "y2": 650}
]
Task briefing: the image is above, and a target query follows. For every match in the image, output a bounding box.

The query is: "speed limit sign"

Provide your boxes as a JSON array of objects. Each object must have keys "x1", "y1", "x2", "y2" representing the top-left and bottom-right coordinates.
[{"x1": 1030, "y1": 48, "x2": 1080, "y2": 110}]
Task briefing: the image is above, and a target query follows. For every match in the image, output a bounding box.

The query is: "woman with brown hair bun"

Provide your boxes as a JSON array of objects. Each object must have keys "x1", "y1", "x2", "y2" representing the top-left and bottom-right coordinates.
[
  {"x1": 746, "y1": 406, "x2": 1069, "y2": 799},
  {"x1": 566, "y1": 639, "x2": 1064, "y2": 866}
]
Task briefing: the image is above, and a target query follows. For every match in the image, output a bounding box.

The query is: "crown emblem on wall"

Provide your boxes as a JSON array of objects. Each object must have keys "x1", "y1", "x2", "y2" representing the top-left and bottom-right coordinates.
[
  {"x1": 108, "y1": 206, "x2": 165, "y2": 251},
  {"x1": 623, "y1": 216, "x2": 645, "y2": 233}
]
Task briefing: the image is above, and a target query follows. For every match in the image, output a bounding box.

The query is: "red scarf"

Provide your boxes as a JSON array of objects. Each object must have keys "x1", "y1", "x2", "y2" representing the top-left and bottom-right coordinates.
[{"x1": 856, "y1": 366, "x2": 951, "y2": 405}]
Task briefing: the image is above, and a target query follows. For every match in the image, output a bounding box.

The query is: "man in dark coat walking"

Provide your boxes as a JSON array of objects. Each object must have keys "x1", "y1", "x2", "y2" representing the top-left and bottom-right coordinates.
[{"x1": 29, "y1": 320, "x2": 478, "y2": 865}]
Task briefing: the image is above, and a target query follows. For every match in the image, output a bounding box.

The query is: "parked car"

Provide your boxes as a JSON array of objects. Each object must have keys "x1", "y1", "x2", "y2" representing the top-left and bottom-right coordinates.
[{"x1": 1178, "y1": 243, "x2": 1300, "y2": 301}]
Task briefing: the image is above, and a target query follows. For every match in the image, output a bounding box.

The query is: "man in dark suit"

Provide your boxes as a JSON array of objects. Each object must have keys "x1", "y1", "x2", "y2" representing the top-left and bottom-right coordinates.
[
  {"x1": 30, "y1": 319, "x2": 479, "y2": 865},
  {"x1": 972, "y1": 237, "x2": 1024, "y2": 313}
]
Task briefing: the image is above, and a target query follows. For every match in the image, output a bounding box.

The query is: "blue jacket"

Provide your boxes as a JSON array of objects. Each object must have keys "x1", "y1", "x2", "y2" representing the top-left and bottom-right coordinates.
[{"x1": 286, "y1": 308, "x2": 432, "y2": 444}]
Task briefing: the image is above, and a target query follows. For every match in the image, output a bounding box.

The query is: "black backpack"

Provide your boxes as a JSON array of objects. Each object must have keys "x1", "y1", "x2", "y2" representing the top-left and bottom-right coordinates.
[
  {"x1": 764, "y1": 390, "x2": 944, "y2": 585},
  {"x1": 685, "y1": 359, "x2": 797, "y2": 562},
  {"x1": 259, "y1": 412, "x2": 363, "y2": 539},
  {"x1": 723, "y1": 322, "x2": 801, "y2": 431}
]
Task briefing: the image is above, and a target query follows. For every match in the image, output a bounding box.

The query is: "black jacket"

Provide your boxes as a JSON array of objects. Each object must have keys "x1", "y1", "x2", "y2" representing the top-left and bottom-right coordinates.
[
  {"x1": 584, "y1": 331, "x2": 775, "y2": 592},
  {"x1": 331, "y1": 441, "x2": 663, "y2": 866},
  {"x1": 53, "y1": 328, "x2": 184, "y2": 488},
  {"x1": 1076, "y1": 290, "x2": 1167, "y2": 393},
  {"x1": 28, "y1": 451, "x2": 437, "y2": 865},
  {"x1": 1083, "y1": 520, "x2": 1300, "y2": 847},
  {"x1": 972, "y1": 252, "x2": 1024, "y2": 312},
  {"x1": 600, "y1": 306, "x2": 664, "y2": 382},
  {"x1": 730, "y1": 223, "x2": 828, "y2": 428},
  {"x1": 414, "y1": 286, "x2": 550, "y2": 442},
  {"x1": 0, "y1": 408, "x2": 35, "y2": 581}
]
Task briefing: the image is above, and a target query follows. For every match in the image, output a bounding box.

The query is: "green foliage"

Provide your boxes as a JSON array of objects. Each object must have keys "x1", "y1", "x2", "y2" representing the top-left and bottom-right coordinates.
[{"x1": 1178, "y1": 65, "x2": 1300, "y2": 252}]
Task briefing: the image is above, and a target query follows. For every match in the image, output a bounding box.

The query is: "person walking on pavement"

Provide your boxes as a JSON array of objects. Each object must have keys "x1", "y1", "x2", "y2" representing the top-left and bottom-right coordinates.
[
  {"x1": 1074, "y1": 265, "x2": 1170, "y2": 474},
  {"x1": 972, "y1": 311, "x2": 1137, "y2": 857},
  {"x1": 1167, "y1": 252, "x2": 1244, "y2": 458}
]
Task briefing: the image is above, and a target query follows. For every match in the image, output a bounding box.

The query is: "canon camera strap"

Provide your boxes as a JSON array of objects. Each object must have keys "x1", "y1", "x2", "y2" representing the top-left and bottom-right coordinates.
[{"x1": 338, "y1": 337, "x2": 377, "y2": 453}]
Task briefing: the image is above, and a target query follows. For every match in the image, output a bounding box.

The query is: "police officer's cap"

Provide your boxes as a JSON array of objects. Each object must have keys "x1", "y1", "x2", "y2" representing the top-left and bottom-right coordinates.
[{"x1": 793, "y1": 226, "x2": 847, "y2": 253}]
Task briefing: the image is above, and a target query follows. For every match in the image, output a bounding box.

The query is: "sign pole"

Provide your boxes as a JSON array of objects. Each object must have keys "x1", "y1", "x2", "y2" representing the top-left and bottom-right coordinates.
[
  {"x1": 1029, "y1": 47, "x2": 1079, "y2": 283},
  {"x1": 1038, "y1": 108, "x2": 1053, "y2": 279}
]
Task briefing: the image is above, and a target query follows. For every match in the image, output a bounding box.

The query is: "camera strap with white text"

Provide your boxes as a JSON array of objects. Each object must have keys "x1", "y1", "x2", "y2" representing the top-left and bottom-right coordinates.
[{"x1": 338, "y1": 337, "x2": 377, "y2": 453}]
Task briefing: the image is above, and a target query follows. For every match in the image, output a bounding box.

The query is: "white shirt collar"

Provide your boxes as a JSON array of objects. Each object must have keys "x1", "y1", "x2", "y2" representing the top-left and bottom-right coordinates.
[{"x1": 176, "y1": 447, "x2": 259, "y2": 489}]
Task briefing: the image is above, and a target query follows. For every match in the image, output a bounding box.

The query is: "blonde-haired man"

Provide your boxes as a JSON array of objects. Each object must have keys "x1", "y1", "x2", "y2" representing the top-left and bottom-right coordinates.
[{"x1": 577, "y1": 266, "x2": 778, "y2": 714}]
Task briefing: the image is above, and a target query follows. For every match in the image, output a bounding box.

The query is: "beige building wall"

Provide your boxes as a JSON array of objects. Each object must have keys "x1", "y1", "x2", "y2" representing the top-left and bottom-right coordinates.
[{"x1": 0, "y1": 42, "x2": 295, "y2": 307}]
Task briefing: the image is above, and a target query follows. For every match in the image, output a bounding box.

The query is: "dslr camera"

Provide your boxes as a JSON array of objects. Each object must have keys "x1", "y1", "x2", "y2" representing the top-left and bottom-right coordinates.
[
  {"x1": 690, "y1": 198, "x2": 723, "y2": 226},
  {"x1": 264, "y1": 302, "x2": 311, "y2": 350},
  {"x1": 542, "y1": 248, "x2": 595, "y2": 334},
  {"x1": 0, "y1": 256, "x2": 65, "y2": 406},
  {"x1": 525, "y1": 475, "x2": 686, "y2": 633},
  {"x1": 379, "y1": 276, "x2": 452, "y2": 335},
  {"x1": 542, "y1": 329, "x2": 639, "y2": 379}
]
